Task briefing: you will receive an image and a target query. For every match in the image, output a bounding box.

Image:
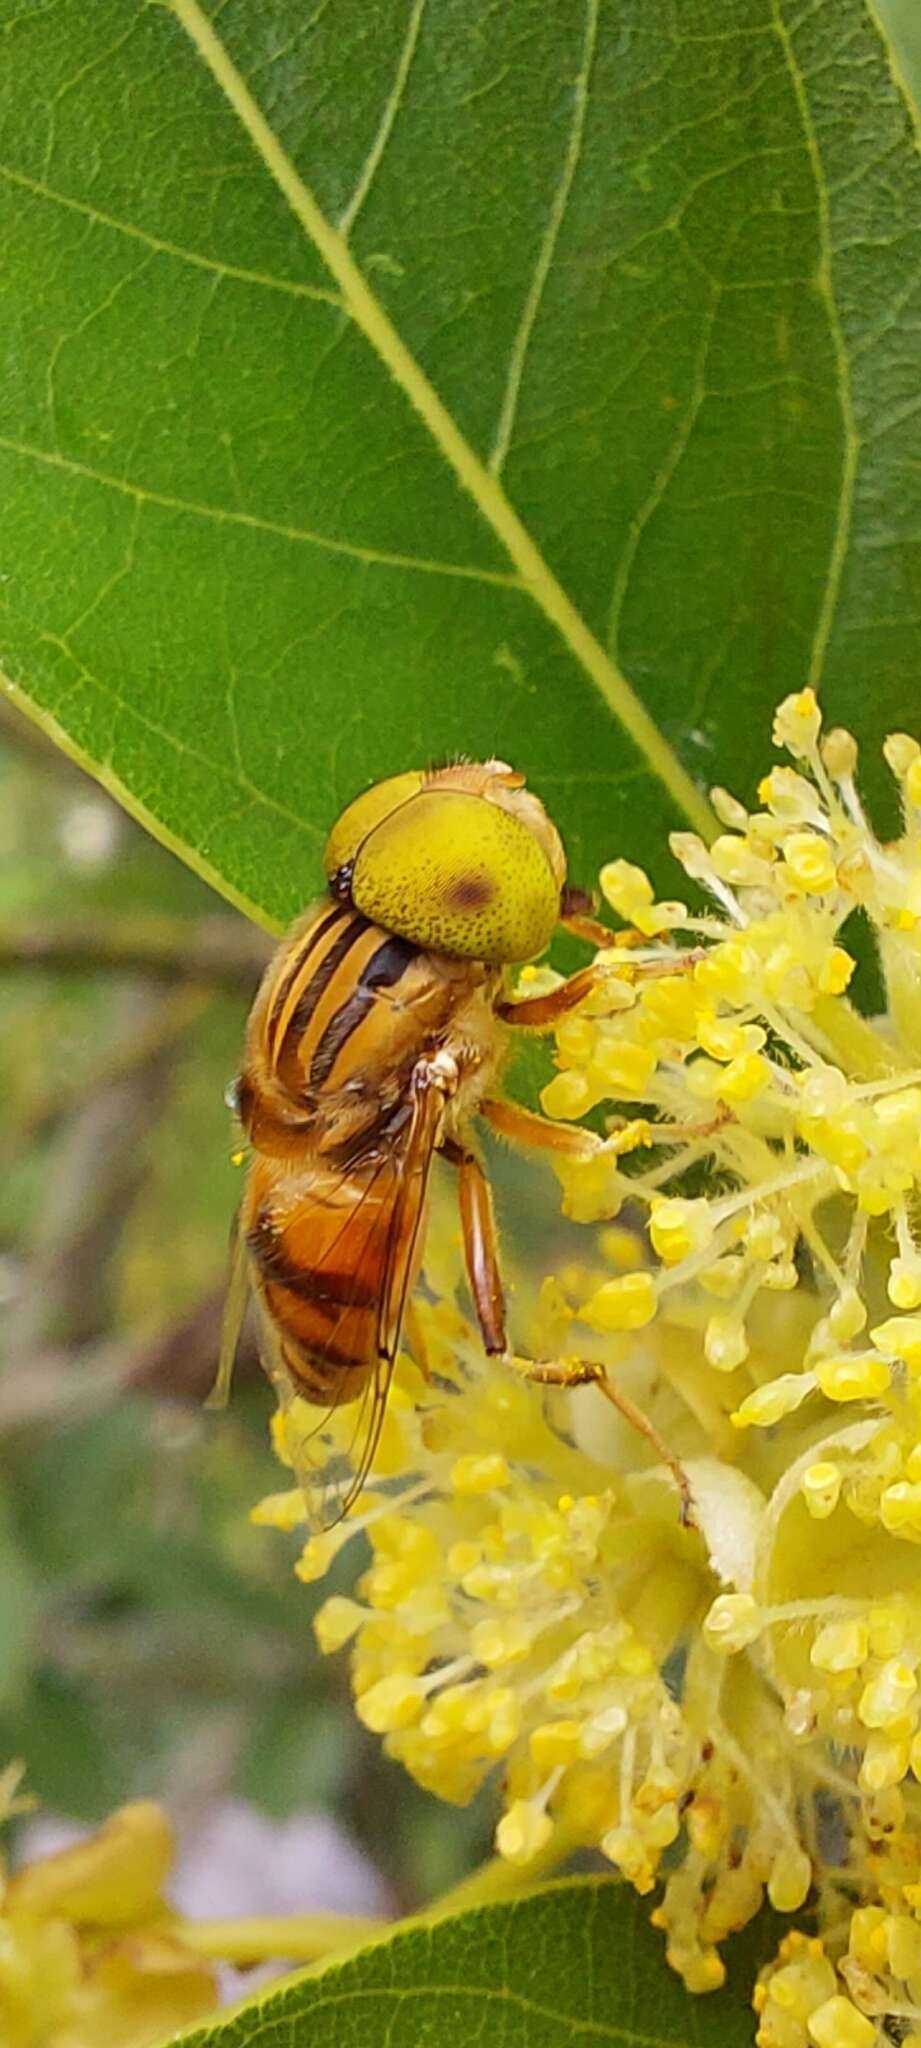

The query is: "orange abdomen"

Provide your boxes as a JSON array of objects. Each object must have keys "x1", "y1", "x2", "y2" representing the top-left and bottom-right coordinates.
[{"x1": 243, "y1": 1149, "x2": 412, "y2": 1404}]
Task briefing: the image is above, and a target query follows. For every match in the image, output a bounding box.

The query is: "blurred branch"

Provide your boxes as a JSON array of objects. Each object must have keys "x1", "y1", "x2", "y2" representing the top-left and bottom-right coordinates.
[
  {"x1": 0, "y1": 913, "x2": 272, "y2": 990},
  {"x1": 0, "y1": 1337, "x2": 136, "y2": 1433},
  {"x1": 129, "y1": 1283, "x2": 260, "y2": 1400},
  {"x1": 2, "y1": 970, "x2": 259, "y2": 1425},
  {"x1": 0, "y1": 1289, "x2": 260, "y2": 1437},
  {"x1": 9, "y1": 987, "x2": 189, "y2": 1351},
  {"x1": 4, "y1": 984, "x2": 211, "y2": 1155}
]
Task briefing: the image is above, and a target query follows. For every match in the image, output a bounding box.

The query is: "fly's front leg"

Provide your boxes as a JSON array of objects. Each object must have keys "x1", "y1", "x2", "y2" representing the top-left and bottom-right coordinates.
[
  {"x1": 496, "y1": 948, "x2": 705, "y2": 1031},
  {"x1": 495, "y1": 963, "x2": 608, "y2": 1030},
  {"x1": 560, "y1": 914, "x2": 615, "y2": 948},
  {"x1": 481, "y1": 1096, "x2": 598, "y2": 1158},
  {"x1": 558, "y1": 885, "x2": 620, "y2": 950}
]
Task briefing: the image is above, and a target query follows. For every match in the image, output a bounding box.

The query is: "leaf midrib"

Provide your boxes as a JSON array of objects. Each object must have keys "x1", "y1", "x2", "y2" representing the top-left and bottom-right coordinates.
[{"x1": 169, "y1": 0, "x2": 717, "y2": 843}]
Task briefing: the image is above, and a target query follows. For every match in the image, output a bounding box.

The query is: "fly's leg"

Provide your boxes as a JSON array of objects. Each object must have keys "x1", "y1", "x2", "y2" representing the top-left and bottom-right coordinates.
[
  {"x1": 442, "y1": 1140, "x2": 507, "y2": 1354},
  {"x1": 481, "y1": 1096, "x2": 598, "y2": 1157},
  {"x1": 206, "y1": 1207, "x2": 249, "y2": 1410},
  {"x1": 448, "y1": 1142, "x2": 693, "y2": 1527},
  {"x1": 496, "y1": 949, "x2": 705, "y2": 1031},
  {"x1": 559, "y1": 914, "x2": 616, "y2": 949},
  {"x1": 479, "y1": 937, "x2": 705, "y2": 1525},
  {"x1": 496, "y1": 963, "x2": 609, "y2": 1029},
  {"x1": 510, "y1": 1355, "x2": 694, "y2": 1529},
  {"x1": 559, "y1": 888, "x2": 685, "y2": 955},
  {"x1": 558, "y1": 885, "x2": 617, "y2": 950},
  {"x1": 560, "y1": 916, "x2": 614, "y2": 948},
  {"x1": 483, "y1": 1095, "x2": 732, "y2": 1154}
]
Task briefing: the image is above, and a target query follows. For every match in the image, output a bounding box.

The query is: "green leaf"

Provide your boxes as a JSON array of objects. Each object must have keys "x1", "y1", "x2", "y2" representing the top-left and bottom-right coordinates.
[
  {"x1": 876, "y1": 0, "x2": 921, "y2": 105},
  {"x1": 1, "y1": 1, "x2": 919, "y2": 920},
  {"x1": 169, "y1": 1878, "x2": 779, "y2": 2047}
]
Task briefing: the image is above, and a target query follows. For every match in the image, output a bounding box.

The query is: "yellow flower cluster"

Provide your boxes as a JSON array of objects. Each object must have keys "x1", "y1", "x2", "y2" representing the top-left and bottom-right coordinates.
[
  {"x1": 0, "y1": 1771, "x2": 216, "y2": 2047},
  {"x1": 257, "y1": 693, "x2": 921, "y2": 2042}
]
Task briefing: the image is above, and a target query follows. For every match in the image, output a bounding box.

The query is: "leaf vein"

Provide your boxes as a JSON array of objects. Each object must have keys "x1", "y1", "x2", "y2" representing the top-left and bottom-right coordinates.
[
  {"x1": 0, "y1": 432, "x2": 520, "y2": 587},
  {"x1": 338, "y1": 0, "x2": 427, "y2": 239},
  {"x1": 0, "y1": 161, "x2": 342, "y2": 306},
  {"x1": 607, "y1": 259, "x2": 725, "y2": 660},
  {"x1": 223, "y1": 1976, "x2": 687, "y2": 2047},
  {"x1": 38, "y1": 623, "x2": 319, "y2": 843},
  {"x1": 488, "y1": 0, "x2": 599, "y2": 479}
]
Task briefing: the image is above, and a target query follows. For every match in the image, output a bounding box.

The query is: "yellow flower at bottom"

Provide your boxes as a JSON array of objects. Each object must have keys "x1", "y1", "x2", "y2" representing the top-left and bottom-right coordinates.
[{"x1": 0, "y1": 1797, "x2": 217, "y2": 2048}]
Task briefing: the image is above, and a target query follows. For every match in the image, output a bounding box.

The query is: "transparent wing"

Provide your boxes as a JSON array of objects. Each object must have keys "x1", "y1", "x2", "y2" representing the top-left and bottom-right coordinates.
[
  {"x1": 256, "y1": 1064, "x2": 448, "y2": 1531},
  {"x1": 206, "y1": 1206, "x2": 250, "y2": 1411}
]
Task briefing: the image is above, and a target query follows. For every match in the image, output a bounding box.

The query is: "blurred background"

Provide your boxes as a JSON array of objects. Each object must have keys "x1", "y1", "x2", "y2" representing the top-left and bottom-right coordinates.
[{"x1": 1, "y1": 0, "x2": 918, "y2": 1931}]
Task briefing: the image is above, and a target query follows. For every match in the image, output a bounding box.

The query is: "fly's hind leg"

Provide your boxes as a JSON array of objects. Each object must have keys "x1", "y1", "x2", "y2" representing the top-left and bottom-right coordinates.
[
  {"x1": 510, "y1": 1355, "x2": 694, "y2": 1529},
  {"x1": 448, "y1": 1144, "x2": 693, "y2": 1527}
]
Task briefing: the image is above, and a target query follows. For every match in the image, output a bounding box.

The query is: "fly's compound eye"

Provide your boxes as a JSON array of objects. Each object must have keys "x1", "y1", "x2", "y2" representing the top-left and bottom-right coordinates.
[
  {"x1": 346, "y1": 790, "x2": 560, "y2": 962},
  {"x1": 324, "y1": 772, "x2": 426, "y2": 882}
]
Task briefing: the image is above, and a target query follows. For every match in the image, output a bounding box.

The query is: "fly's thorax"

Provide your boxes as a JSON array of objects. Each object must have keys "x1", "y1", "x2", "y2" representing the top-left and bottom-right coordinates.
[
  {"x1": 238, "y1": 898, "x2": 496, "y2": 1154},
  {"x1": 240, "y1": 896, "x2": 342, "y2": 1119}
]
